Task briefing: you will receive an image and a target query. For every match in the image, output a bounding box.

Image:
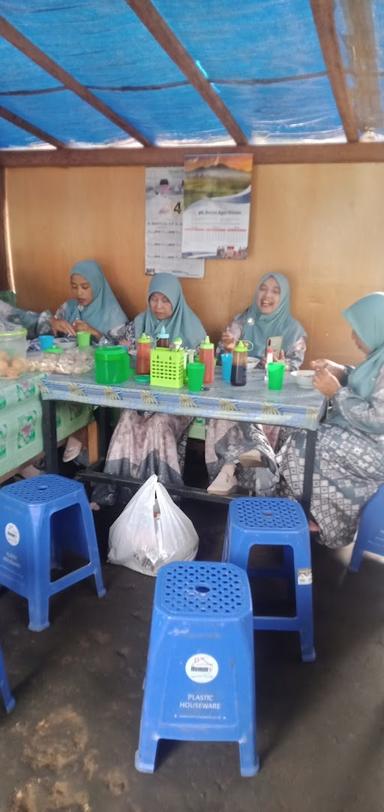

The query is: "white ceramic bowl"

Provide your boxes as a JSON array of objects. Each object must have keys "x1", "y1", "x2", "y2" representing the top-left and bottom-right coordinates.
[{"x1": 291, "y1": 370, "x2": 315, "y2": 389}]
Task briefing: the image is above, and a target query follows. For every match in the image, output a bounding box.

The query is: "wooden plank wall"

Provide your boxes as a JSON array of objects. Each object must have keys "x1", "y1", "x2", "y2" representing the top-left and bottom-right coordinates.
[{"x1": 5, "y1": 163, "x2": 384, "y2": 365}]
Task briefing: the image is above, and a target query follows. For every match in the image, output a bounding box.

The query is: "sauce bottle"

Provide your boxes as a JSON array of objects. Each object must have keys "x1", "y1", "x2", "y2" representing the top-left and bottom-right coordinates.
[
  {"x1": 199, "y1": 336, "x2": 215, "y2": 385},
  {"x1": 156, "y1": 325, "x2": 170, "y2": 348},
  {"x1": 231, "y1": 340, "x2": 248, "y2": 386},
  {"x1": 136, "y1": 333, "x2": 152, "y2": 374}
]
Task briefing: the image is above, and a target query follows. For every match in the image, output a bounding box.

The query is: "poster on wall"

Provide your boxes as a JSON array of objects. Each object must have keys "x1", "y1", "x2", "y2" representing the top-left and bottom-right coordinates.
[
  {"x1": 145, "y1": 167, "x2": 204, "y2": 278},
  {"x1": 181, "y1": 154, "x2": 253, "y2": 259}
]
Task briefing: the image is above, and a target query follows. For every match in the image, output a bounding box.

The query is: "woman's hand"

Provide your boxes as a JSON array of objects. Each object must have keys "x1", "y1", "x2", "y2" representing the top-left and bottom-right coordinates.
[
  {"x1": 221, "y1": 328, "x2": 236, "y2": 352},
  {"x1": 311, "y1": 358, "x2": 345, "y2": 381},
  {"x1": 72, "y1": 320, "x2": 102, "y2": 339},
  {"x1": 50, "y1": 317, "x2": 76, "y2": 337},
  {"x1": 313, "y1": 367, "x2": 341, "y2": 398}
]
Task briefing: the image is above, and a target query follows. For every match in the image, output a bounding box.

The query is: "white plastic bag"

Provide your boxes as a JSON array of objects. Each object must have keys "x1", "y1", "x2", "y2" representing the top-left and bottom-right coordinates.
[{"x1": 108, "y1": 474, "x2": 199, "y2": 576}]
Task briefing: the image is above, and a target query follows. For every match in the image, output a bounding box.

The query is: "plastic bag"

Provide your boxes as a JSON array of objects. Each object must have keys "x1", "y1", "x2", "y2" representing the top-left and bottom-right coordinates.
[{"x1": 108, "y1": 474, "x2": 199, "y2": 576}]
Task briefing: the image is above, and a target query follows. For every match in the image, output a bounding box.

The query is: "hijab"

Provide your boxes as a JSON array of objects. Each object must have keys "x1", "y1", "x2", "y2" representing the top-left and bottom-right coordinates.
[
  {"x1": 240, "y1": 272, "x2": 306, "y2": 358},
  {"x1": 343, "y1": 292, "x2": 384, "y2": 398},
  {"x1": 134, "y1": 273, "x2": 206, "y2": 347},
  {"x1": 62, "y1": 260, "x2": 127, "y2": 335}
]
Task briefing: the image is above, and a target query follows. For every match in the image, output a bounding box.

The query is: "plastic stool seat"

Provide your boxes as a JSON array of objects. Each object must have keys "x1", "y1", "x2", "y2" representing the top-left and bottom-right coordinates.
[
  {"x1": 0, "y1": 646, "x2": 15, "y2": 714},
  {"x1": 223, "y1": 497, "x2": 315, "y2": 662},
  {"x1": 0, "y1": 474, "x2": 106, "y2": 631},
  {"x1": 349, "y1": 485, "x2": 384, "y2": 572},
  {"x1": 135, "y1": 561, "x2": 259, "y2": 777}
]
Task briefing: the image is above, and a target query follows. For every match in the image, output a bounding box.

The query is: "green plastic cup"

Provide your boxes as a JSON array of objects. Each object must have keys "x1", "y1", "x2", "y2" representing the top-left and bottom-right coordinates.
[
  {"x1": 267, "y1": 361, "x2": 285, "y2": 390},
  {"x1": 77, "y1": 331, "x2": 91, "y2": 348},
  {"x1": 187, "y1": 361, "x2": 205, "y2": 392}
]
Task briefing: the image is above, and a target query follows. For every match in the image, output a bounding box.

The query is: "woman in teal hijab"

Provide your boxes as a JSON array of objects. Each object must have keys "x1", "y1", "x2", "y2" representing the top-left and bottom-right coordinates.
[
  {"x1": 221, "y1": 272, "x2": 306, "y2": 366},
  {"x1": 278, "y1": 291, "x2": 384, "y2": 548},
  {"x1": 134, "y1": 273, "x2": 205, "y2": 347},
  {"x1": 91, "y1": 274, "x2": 207, "y2": 506},
  {"x1": 52, "y1": 260, "x2": 127, "y2": 339},
  {"x1": 206, "y1": 272, "x2": 306, "y2": 496}
]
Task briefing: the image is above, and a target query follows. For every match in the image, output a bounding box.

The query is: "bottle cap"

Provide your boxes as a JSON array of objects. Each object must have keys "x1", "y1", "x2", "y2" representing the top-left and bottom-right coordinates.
[
  {"x1": 234, "y1": 340, "x2": 248, "y2": 353},
  {"x1": 172, "y1": 337, "x2": 183, "y2": 349},
  {"x1": 200, "y1": 335, "x2": 214, "y2": 349},
  {"x1": 157, "y1": 325, "x2": 169, "y2": 339},
  {"x1": 137, "y1": 333, "x2": 152, "y2": 344}
]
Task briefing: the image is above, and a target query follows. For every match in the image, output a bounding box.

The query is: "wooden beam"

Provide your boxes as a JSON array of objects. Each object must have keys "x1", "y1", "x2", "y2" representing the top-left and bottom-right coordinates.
[
  {"x1": 126, "y1": 0, "x2": 248, "y2": 146},
  {"x1": 3, "y1": 141, "x2": 384, "y2": 167},
  {"x1": 0, "y1": 168, "x2": 8, "y2": 289},
  {"x1": 310, "y1": 0, "x2": 359, "y2": 142},
  {"x1": 0, "y1": 15, "x2": 152, "y2": 147},
  {"x1": 0, "y1": 105, "x2": 64, "y2": 148},
  {"x1": 340, "y1": 0, "x2": 384, "y2": 133}
]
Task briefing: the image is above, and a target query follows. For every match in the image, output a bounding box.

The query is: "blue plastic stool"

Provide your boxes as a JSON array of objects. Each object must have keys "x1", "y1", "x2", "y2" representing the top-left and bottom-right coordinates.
[
  {"x1": 0, "y1": 475, "x2": 106, "y2": 631},
  {"x1": 349, "y1": 485, "x2": 384, "y2": 572},
  {"x1": 135, "y1": 561, "x2": 258, "y2": 777},
  {"x1": 223, "y1": 497, "x2": 315, "y2": 662},
  {"x1": 0, "y1": 645, "x2": 15, "y2": 713}
]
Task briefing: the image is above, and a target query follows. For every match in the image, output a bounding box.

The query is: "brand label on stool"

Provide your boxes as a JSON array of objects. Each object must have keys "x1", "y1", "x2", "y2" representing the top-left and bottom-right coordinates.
[
  {"x1": 297, "y1": 568, "x2": 312, "y2": 585},
  {"x1": 5, "y1": 523, "x2": 20, "y2": 546},
  {"x1": 185, "y1": 653, "x2": 219, "y2": 684}
]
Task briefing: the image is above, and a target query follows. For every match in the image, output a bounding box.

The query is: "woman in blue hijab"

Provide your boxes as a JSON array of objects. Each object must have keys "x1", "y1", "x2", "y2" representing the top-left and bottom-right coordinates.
[
  {"x1": 221, "y1": 272, "x2": 306, "y2": 367},
  {"x1": 52, "y1": 260, "x2": 127, "y2": 340},
  {"x1": 278, "y1": 291, "x2": 384, "y2": 548},
  {"x1": 92, "y1": 274, "x2": 206, "y2": 507},
  {"x1": 206, "y1": 272, "x2": 307, "y2": 495}
]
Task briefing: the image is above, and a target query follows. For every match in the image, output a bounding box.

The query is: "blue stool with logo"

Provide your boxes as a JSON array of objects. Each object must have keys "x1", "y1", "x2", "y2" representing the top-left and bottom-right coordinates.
[
  {"x1": 0, "y1": 475, "x2": 106, "y2": 631},
  {"x1": 135, "y1": 561, "x2": 258, "y2": 777},
  {"x1": 223, "y1": 497, "x2": 315, "y2": 662},
  {"x1": 0, "y1": 645, "x2": 15, "y2": 713},
  {"x1": 349, "y1": 486, "x2": 384, "y2": 572}
]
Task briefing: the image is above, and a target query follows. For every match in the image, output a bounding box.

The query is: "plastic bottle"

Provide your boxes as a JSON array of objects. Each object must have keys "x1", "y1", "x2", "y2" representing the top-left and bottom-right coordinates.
[
  {"x1": 136, "y1": 333, "x2": 152, "y2": 374},
  {"x1": 230, "y1": 340, "x2": 248, "y2": 386},
  {"x1": 265, "y1": 339, "x2": 274, "y2": 381},
  {"x1": 156, "y1": 325, "x2": 170, "y2": 348},
  {"x1": 199, "y1": 336, "x2": 215, "y2": 385}
]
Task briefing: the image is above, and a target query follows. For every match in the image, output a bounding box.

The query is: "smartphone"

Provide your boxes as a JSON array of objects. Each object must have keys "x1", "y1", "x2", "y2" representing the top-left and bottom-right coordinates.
[{"x1": 266, "y1": 336, "x2": 283, "y2": 355}]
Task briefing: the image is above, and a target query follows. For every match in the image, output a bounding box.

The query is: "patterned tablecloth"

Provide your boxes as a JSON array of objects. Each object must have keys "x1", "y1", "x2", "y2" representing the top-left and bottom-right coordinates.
[
  {"x1": 40, "y1": 369, "x2": 326, "y2": 431},
  {"x1": 0, "y1": 373, "x2": 92, "y2": 477}
]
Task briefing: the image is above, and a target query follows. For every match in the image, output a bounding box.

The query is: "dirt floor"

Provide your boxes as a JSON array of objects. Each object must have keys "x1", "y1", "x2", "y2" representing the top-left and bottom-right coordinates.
[{"x1": 0, "y1": 495, "x2": 383, "y2": 812}]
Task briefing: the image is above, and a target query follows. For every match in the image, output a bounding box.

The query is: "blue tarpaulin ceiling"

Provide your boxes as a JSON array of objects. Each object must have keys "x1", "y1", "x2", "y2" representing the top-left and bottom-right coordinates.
[{"x1": 0, "y1": 0, "x2": 382, "y2": 152}]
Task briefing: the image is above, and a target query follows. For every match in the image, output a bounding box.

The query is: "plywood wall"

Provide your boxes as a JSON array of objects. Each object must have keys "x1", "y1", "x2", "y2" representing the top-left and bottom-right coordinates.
[{"x1": 5, "y1": 163, "x2": 384, "y2": 365}]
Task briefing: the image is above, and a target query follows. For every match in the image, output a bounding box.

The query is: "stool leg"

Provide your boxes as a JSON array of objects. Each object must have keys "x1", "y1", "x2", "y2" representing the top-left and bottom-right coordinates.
[
  {"x1": 0, "y1": 649, "x2": 16, "y2": 713},
  {"x1": 349, "y1": 540, "x2": 363, "y2": 573},
  {"x1": 239, "y1": 740, "x2": 260, "y2": 778},
  {"x1": 79, "y1": 499, "x2": 106, "y2": 598},
  {"x1": 135, "y1": 736, "x2": 159, "y2": 773},
  {"x1": 28, "y1": 593, "x2": 50, "y2": 632},
  {"x1": 296, "y1": 586, "x2": 316, "y2": 662}
]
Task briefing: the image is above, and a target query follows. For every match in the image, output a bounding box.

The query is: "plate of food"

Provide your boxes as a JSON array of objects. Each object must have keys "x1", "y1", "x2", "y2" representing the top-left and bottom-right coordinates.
[{"x1": 291, "y1": 370, "x2": 315, "y2": 389}]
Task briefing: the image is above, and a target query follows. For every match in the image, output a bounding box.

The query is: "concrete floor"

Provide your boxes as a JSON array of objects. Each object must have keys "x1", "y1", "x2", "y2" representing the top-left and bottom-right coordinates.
[{"x1": 0, "y1": 498, "x2": 383, "y2": 812}]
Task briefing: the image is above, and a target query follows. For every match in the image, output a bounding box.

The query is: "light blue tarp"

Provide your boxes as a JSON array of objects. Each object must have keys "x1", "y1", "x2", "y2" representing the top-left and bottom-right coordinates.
[{"x1": 0, "y1": 0, "x2": 376, "y2": 149}]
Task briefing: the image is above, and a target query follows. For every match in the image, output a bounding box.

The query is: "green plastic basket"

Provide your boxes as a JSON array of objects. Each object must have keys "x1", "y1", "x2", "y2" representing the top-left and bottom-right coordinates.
[{"x1": 150, "y1": 348, "x2": 184, "y2": 389}]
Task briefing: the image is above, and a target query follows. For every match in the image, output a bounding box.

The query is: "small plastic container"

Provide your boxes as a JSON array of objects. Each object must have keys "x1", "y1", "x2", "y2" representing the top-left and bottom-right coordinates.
[
  {"x1": 150, "y1": 347, "x2": 184, "y2": 388},
  {"x1": 94, "y1": 346, "x2": 132, "y2": 384},
  {"x1": 0, "y1": 325, "x2": 27, "y2": 359},
  {"x1": 0, "y1": 325, "x2": 28, "y2": 378}
]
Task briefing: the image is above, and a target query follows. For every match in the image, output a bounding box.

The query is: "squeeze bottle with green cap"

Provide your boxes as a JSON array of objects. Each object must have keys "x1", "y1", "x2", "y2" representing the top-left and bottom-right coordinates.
[
  {"x1": 136, "y1": 333, "x2": 152, "y2": 375},
  {"x1": 199, "y1": 335, "x2": 215, "y2": 385},
  {"x1": 231, "y1": 340, "x2": 248, "y2": 386}
]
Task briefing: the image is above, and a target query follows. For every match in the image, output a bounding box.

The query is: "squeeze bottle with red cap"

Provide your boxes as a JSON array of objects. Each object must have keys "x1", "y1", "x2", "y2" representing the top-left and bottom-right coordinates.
[
  {"x1": 136, "y1": 333, "x2": 152, "y2": 375},
  {"x1": 199, "y1": 336, "x2": 215, "y2": 385}
]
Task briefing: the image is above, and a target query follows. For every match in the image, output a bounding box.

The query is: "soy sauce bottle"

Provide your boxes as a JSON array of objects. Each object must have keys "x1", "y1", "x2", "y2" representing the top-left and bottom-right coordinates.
[
  {"x1": 156, "y1": 325, "x2": 170, "y2": 348},
  {"x1": 230, "y1": 340, "x2": 248, "y2": 386}
]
